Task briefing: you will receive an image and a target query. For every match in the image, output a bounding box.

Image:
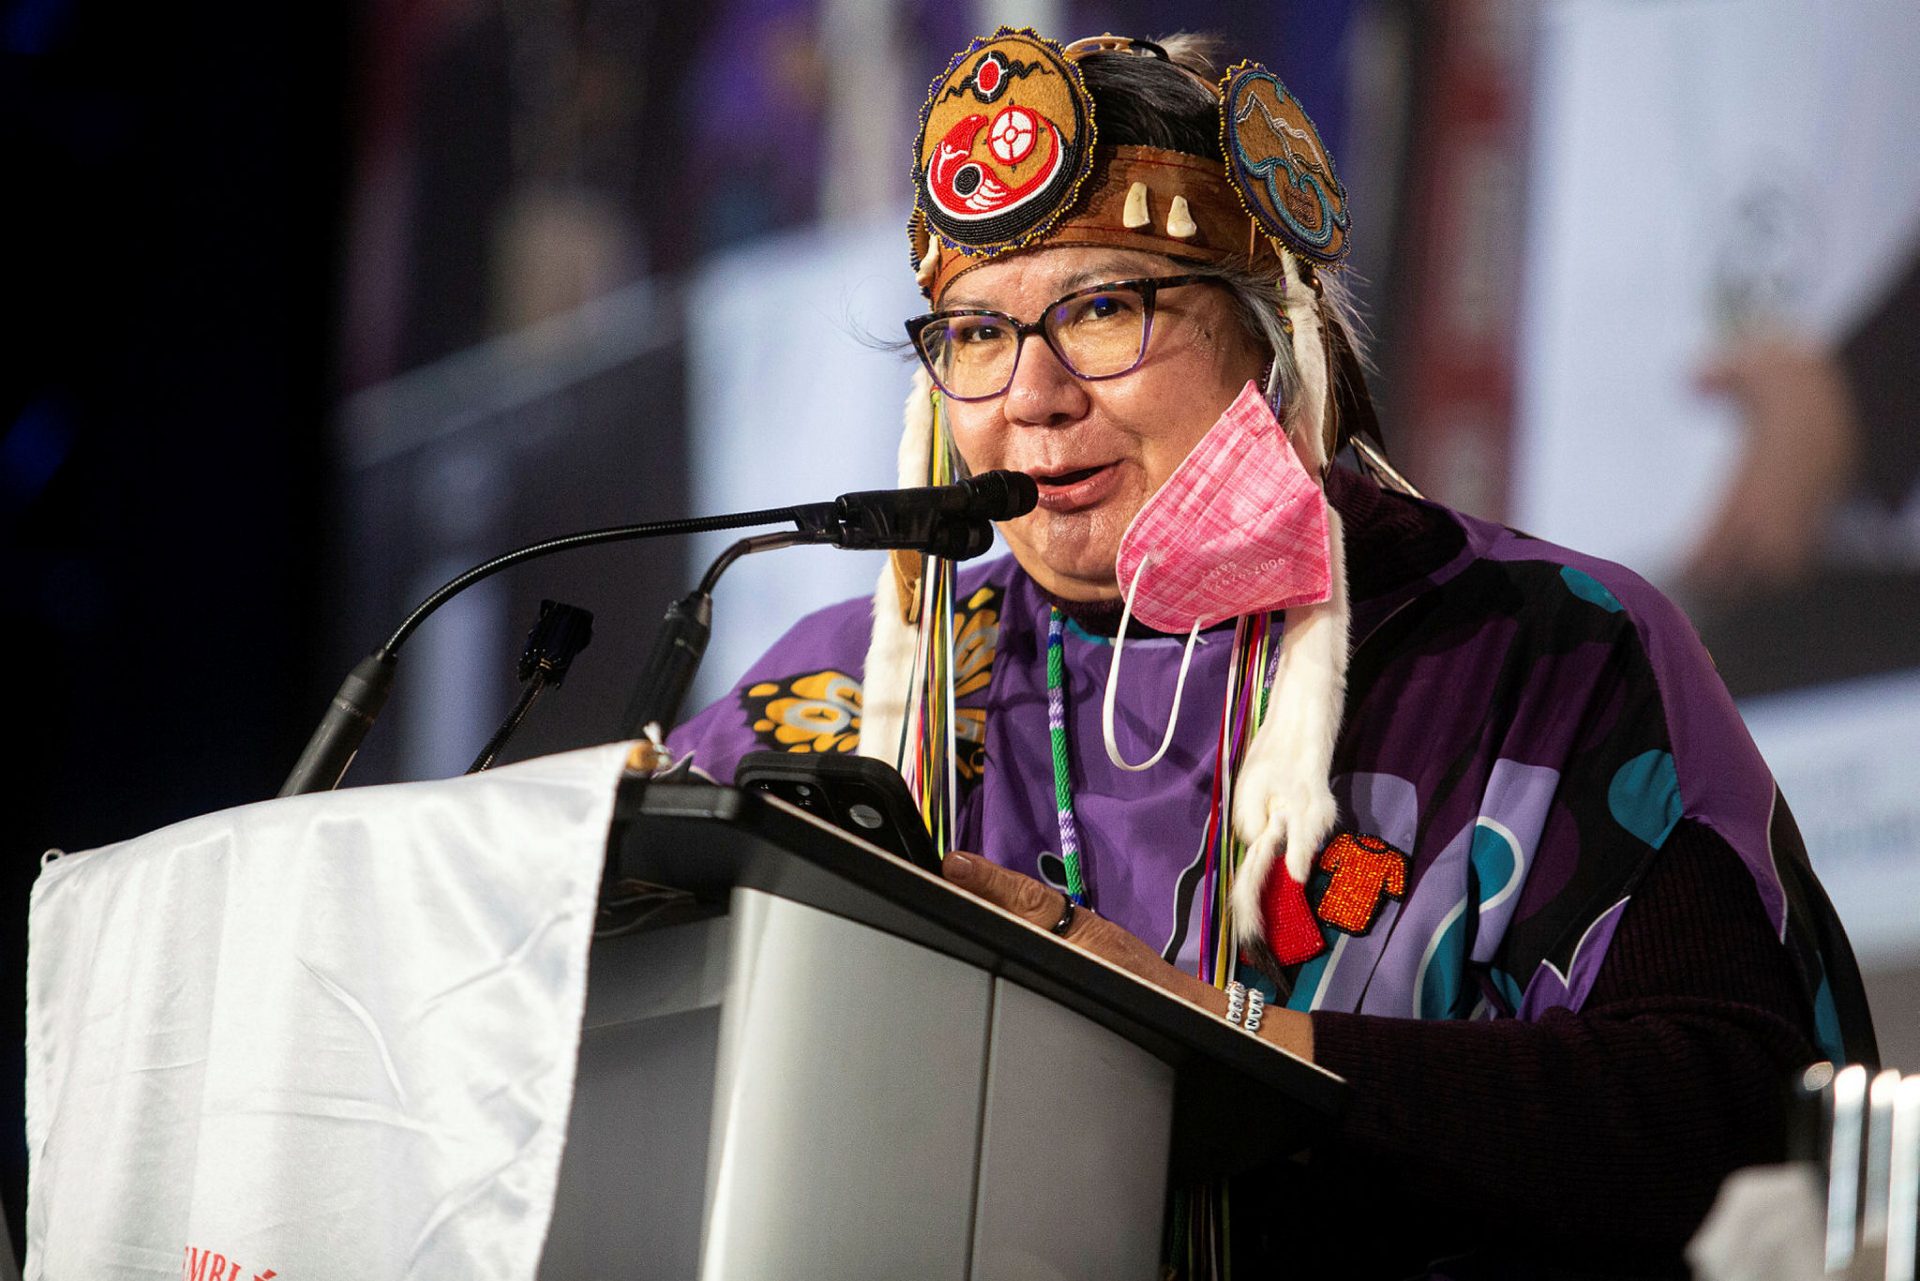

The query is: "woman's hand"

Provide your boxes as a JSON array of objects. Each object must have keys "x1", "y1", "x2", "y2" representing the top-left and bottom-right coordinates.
[
  {"x1": 1684, "y1": 333, "x2": 1859, "y2": 598},
  {"x1": 941, "y1": 849, "x2": 1314, "y2": 1061}
]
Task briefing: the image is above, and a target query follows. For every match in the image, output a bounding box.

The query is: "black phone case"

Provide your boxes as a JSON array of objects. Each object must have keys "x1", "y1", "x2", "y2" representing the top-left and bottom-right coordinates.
[{"x1": 733, "y1": 751, "x2": 940, "y2": 876}]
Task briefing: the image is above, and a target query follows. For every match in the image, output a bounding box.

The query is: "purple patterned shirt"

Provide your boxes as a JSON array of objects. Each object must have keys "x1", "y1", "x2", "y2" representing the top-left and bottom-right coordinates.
[{"x1": 671, "y1": 468, "x2": 1860, "y2": 1058}]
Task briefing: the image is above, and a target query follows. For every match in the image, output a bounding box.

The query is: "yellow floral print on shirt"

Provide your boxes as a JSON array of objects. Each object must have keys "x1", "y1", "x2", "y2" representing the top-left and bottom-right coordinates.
[
  {"x1": 948, "y1": 585, "x2": 1001, "y2": 777},
  {"x1": 740, "y1": 585, "x2": 1003, "y2": 775},
  {"x1": 743, "y1": 669, "x2": 864, "y2": 754}
]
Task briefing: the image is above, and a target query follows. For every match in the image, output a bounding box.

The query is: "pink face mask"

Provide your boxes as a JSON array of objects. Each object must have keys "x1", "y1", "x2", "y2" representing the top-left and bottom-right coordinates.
[
  {"x1": 1102, "y1": 380, "x2": 1334, "y2": 771},
  {"x1": 1115, "y1": 379, "x2": 1332, "y2": 631}
]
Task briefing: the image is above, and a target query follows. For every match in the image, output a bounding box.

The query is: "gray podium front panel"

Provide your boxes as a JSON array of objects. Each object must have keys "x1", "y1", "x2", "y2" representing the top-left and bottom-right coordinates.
[
  {"x1": 541, "y1": 888, "x2": 1177, "y2": 1279},
  {"x1": 969, "y1": 982, "x2": 1173, "y2": 1280},
  {"x1": 699, "y1": 888, "x2": 992, "y2": 1280}
]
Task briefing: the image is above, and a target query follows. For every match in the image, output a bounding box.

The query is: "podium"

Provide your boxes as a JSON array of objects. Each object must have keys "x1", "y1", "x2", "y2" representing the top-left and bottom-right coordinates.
[
  {"x1": 542, "y1": 777, "x2": 1346, "y2": 1280},
  {"x1": 24, "y1": 748, "x2": 1341, "y2": 1281}
]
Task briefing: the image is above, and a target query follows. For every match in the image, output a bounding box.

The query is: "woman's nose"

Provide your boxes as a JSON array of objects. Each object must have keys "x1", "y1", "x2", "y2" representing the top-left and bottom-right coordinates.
[{"x1": 1003, "y1": 332, "x2": 1090, "y2": 429}]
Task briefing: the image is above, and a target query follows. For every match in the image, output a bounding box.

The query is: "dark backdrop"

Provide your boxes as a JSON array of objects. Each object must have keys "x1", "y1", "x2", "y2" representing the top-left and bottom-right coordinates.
[{"x1": 2, "y1": 0, "x2": 354, "y2": 1252}]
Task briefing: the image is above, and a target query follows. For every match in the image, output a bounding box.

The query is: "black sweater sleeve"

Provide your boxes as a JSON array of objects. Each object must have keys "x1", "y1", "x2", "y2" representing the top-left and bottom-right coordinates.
[{"x1": 1261, "y1": 819, "x2": 1820, "y2": 1272}]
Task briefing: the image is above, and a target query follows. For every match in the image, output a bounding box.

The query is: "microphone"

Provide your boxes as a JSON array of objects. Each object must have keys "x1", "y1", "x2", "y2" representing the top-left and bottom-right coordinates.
[
  {"x1": 281, "y1": 474, "x2": 1035, "y2": 798},
  {"x1": 621, "y1": 480, "x2": 1025, "y2": 739},
  {"x1": 829, "y1": 469, "x2": 1037, "y2": 528},
  {"x1": 955, "y1": 468, "x2": 1042, "y2": 520},
  {"x1": 280, "y1": 502, "x2": 808, "y2": 798},
  {"x1": 822, "y1": 470, "x2": 1037, "y2": 552}
]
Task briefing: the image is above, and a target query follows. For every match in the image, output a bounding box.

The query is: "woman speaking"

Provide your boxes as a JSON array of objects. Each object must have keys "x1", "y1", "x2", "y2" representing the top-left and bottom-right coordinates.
[{"x1": 671, "y1": 28, "x2": 1875, "y2": 1276}]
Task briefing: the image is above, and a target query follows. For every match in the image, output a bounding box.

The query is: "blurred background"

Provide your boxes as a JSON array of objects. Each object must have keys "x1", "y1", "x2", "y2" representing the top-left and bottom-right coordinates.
[{"x1": 5, "y1": 0, "x2": 1916, "y2": 1255}]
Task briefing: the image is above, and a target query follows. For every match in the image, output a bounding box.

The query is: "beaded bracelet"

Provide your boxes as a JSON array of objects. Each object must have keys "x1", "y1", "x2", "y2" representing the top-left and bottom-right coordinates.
[{"x1": 1243, "y1": 985, "x2": 1266, "y2": 1035}]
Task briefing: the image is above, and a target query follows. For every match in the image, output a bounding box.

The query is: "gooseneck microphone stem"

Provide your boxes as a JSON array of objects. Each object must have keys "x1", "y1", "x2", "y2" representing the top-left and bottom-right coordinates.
[
  {"x1": 622, "y1": 477, "x2": 1040, "y2": 738},
  {"x1": 280, "y1": 509, "x2": 818, "y2": 799},
  {"x1": 468, "y1": 680, "x2": 545, "y2": 775},
  {"x1": 696, "y1": 529, "x2": 822, "y2": 595},
  {"x1": 278, "y1": 651, "x2": 400, "y2": 799},
  {"x1": 380, "y1": 505, "x2": 811, "y2": 658},
  {"x1": 624, "y1": 530, "x2": 827, "y2": 741},
  {"x1": 278, "y1": 471, "x2": 1037, "y2": 799}
]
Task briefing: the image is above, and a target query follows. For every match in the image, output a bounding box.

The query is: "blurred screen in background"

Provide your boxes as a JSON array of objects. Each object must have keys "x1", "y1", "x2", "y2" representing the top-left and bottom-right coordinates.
[{"x1": 1508, "y1": 0, "x2": 1920, "y2": 1019}]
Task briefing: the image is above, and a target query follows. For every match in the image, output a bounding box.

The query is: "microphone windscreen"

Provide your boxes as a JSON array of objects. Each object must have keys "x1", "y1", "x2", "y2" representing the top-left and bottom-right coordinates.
[
  {"x1": 926, "y1": 518, "x2": 996, "y2": 560},
  {"x1": 967, "y1": 470, "x2": 1039, "y2": 520}
]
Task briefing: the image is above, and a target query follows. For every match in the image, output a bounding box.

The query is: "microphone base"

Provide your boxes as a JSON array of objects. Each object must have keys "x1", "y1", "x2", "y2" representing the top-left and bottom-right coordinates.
[{"x1": 278, "y1": 651, "x2": 398, "y2": 797}]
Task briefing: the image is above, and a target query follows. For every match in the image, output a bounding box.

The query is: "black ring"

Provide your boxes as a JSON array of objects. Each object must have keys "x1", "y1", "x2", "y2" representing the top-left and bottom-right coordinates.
[{"x1": 1050, "y1": 894, "x2": 1077, "y2": 936}]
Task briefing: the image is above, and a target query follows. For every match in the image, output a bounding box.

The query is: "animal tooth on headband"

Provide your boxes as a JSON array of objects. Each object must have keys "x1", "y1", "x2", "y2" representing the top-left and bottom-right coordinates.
[
  {"x1": 917, "y1": 241, "x2": 941, "y2": 287},
  {"x1": 1167, "y1": 194, "x2": 1198, "y2": 239},
  {"x1": 1123, "y1": 181, "x2": 1151, "y2": 229}
]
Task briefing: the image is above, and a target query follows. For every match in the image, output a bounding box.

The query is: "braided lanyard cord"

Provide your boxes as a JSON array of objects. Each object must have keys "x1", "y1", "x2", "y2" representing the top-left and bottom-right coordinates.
[
  {"x1": 1046, "y1": 602, "x2": 1275, "y2": 1279},
  {"x1": 908, "y1": 388, "x2": 961, "y2": 854},
  {"x1": 1046, "y1": 608, "x2": 1089, "y2": 905},
  {"x1": 1045, "y1": 606, "x2": 1277, "y2": 956}
]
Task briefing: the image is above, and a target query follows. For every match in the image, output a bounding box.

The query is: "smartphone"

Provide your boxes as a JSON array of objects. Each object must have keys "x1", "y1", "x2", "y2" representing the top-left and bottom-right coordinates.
[{"x1": 734, "y1": 751, "x2": 940, "y2": 876}]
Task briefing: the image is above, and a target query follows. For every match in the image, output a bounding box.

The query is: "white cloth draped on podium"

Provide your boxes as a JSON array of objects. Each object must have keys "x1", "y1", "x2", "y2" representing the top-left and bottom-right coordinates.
[{"x1": 25, "y1": 743, "x2": 631, "y2": 1281}]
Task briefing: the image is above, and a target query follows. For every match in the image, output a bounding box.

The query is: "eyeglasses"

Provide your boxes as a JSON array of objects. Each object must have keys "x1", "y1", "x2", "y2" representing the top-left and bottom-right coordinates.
[{"x1": 904, "y1": 274, "x2": 1220, "y2": 402}]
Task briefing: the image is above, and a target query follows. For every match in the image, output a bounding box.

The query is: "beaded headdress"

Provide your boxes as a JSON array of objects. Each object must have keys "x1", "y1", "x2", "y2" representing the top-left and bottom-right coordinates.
[
  {"x1": 907, "y1": 31, "x2": 1351, "y2": 296},
  {"x1": 864, "y1": 28, "x2": 1365, "y2": 965}
]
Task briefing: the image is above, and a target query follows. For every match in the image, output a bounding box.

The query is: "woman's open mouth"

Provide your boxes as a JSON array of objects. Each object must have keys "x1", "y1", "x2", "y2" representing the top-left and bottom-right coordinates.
[{"x1": 1029, "y1": 463, "x2": 1119, "y2": 512}]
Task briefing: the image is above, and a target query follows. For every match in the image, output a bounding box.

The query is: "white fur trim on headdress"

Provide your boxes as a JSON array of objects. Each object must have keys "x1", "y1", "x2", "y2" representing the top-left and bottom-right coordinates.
[
  {"x1": 1278, "y1": 251, "x2": 1335, "y2": 474},
  {"x1": 1227, "y1": 251, "x2": 1352, "y2": 949},
  {"x1": 1229, "y1": 507, "x2": 1349, "y2": 946},
  {"x1": 857, "y1": 368, "x2": 935, "y2": 770}
]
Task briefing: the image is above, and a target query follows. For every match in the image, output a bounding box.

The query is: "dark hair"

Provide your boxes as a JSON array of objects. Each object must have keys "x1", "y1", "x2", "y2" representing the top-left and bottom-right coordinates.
[
  {"x1": 1073, "y1": 35, "x2": 1372, "y2": 452},
  {"x1": 1077, "y1": 36, "x2": 1226, "y2": 160}
]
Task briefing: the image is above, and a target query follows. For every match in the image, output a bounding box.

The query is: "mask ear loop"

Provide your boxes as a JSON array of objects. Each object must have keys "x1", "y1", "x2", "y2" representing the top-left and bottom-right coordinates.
[
  {"x1": 1102, "y1": 553, "x2": 1204, "y2": 772},
  {"x1": 1262, "y1": 356, "x2": 1292, "y2": 435}
]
